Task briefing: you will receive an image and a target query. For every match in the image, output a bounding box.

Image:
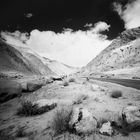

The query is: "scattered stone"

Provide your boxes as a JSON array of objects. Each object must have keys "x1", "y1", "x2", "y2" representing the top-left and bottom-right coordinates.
[
  {"x1": 91, "y1": 84, "x2": 101, "y2": 91},
  {"x1": 99, "y1": 121, "x2": 113, "y2": 136},
  {"x1": 122, "y1": 105, "x2": 140, "y2": 130}
]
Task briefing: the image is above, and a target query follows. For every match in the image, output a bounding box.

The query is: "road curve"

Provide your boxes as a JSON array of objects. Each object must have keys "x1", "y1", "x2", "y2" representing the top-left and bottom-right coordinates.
[{"x1": 89, "y1": 77, "x2": 140, "y2": 90}]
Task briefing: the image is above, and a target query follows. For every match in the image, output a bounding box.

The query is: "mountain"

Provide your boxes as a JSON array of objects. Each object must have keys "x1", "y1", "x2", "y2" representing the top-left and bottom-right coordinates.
[
  {"x1": 0, "y1": 38, "x2": 77, "y2": 77},
  {"x1": 43, "y1": 57, "x2": 79, "y2": 76},
  {"x1": 81, "y1": 27, "x2": 140, "y2": 77},
  {"x1": 0, "y1": 38, "x2": 41, "y2": 75},
  {"x1": 13, "y1": 46, "x2": 54, "y2": 76}
]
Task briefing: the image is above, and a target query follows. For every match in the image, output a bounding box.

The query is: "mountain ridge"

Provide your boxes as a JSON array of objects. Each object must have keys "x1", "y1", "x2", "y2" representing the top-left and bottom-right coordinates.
[{"x1": 81, "y1": 27, "x2": 140, "y2": 76}]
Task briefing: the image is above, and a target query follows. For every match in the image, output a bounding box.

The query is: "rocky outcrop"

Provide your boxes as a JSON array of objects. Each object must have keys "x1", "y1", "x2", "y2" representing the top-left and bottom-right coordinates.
[
  {"x1": 69, "y1": 107, "x2": 97, "y2": 134},
  {"x1": 122, "y1": 105, "x2": 140, "y2": 131}
]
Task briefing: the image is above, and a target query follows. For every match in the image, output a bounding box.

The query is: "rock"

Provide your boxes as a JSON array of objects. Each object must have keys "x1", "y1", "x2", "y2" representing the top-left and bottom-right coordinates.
[
  {"x1": 20, "y1": 82, "x2": 28, "y2": 91},
  {"x1": 73, "y1": 94, "x2": 88, "y2": 105},
  {"x1": 0, "y1": 80, "x2": 22, "y2": 103},
  {"x1": 122, "y1": 105, "x2": 140, "y2": 130},
  {"x1": 99, "y1": 121, "x2": 113, "y2": 136},
  {"x1": 51, "y1": 76, "x2": 62, "y2": 81},
  {"x1": 27, "y1": 80, "x2": 43, "y2": 92},
  {"x1": 91, "y1": 84, "x2": 101, "y2": 91},
  {"x1": 45, "y1": 78, "x2": 53, "y2": 84},
  {"x1": 34, "y1": 99, "x2": 57, "y2": 107},
  {"x1": 69, "y1": 107, "x2": 80, "y2": 127},
  {"x1": 69, "y1": 107, "x2": 97, "y2": 133}
]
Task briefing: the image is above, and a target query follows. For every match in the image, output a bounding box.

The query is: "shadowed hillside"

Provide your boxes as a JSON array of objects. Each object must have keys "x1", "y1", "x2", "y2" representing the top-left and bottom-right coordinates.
[{"x1": 0, "y1": 38, "x2": 40, "y2": 75}]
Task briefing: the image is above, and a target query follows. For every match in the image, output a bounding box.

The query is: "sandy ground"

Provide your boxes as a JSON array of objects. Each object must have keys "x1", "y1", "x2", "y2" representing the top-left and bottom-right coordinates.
[{"x1": 0, "y1": 77, "x2": 140, "y2": 140}]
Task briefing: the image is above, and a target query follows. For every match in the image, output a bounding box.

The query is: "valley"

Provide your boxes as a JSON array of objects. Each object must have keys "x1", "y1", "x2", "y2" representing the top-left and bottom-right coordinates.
[{"x1": 1, "y1": 27, "x2": 140, "y2": 140}]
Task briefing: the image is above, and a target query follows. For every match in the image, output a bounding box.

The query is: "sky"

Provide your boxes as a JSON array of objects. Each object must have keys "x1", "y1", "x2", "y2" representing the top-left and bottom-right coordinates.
[{"x1": 0, "y1": 0, "x2": 140, "y2": 67}]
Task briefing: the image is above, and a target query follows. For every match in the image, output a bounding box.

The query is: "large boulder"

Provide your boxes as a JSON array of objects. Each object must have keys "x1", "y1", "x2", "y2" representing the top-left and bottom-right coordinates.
[
  {"x1": 122, "y1": 105, "x2": 140, "y2": 130},
  {"x1": 0, "y1": 80, "x2": 22, "y2": 103},
  {"x1": 69, "y1": 107, "x2": 97, "y2": 134},
  {"x1": 27, "y1": 80, "x2": 43, "y2": 92}
]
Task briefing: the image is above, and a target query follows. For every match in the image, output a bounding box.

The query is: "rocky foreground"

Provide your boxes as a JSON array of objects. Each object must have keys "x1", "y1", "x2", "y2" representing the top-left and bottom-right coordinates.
[{"x1": 0, "y1": 76, "x2": 140, "y2": 140}]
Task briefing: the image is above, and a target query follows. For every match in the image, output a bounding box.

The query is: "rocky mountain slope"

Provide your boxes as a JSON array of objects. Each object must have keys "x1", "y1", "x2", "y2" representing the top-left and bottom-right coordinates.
[
  {"x1": 81, "y1": 27, "x2": 140, "y2": 75},
  {"x1": 0, "y1": 38, "x2": 43, "y2": 76},
  {"x1": 14, "y1": 46, "x2": 54, "y2": 76},
  {"x1": 0, "y1": 38, "x2": 77, "y2": 77}
]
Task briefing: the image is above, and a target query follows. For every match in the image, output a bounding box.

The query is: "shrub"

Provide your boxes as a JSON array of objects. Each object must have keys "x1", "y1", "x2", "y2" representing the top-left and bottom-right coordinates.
[
  {"x1": 63, "y1": 81, "x2": 69, "y2": 86},
  {"x1": 69, "y1": 78, "x2": 75, "y2": 83},
  {"x1": 16, "y1": 127, "x2": 26, "y2": 137},
  {"x1": 0, "y1": 131, "x2": 15, "y2": 140},
  {"x1": 52, "y1": 108, "x2": 73, "y2": 135},
  {"x1": 17, "y1": 100, "x2": 57, "y2": 116},
  {"x1": 110, "y1": 90, "x2": 122, "y2": 98}
]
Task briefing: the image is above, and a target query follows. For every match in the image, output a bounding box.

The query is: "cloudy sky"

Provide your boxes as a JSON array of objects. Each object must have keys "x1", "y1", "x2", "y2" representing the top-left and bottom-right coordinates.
[{"x1": 0, "y1": 0, "x2": 140, "y2": 67}]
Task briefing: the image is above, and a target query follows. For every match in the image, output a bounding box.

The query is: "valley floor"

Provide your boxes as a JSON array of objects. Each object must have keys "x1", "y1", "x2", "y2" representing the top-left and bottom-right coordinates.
[{"x1": 1, "y1": 76, "x2": 140, "y2": 140}]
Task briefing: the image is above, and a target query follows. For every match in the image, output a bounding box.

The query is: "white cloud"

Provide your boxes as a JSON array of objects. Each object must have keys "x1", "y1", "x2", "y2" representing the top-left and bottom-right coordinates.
[
  {"x1": 1, "y1": 31, "x2": 29, "y2": 47},
  {"x1": 84, "y1": 23, "x2": 93, "y2": 27},
  {"x1": 1, "y1": 22, "x2": 111, "y2": 67},
  {"x1": 113, "y1": 2, "x2": 123, "y2": 16},
  {"x1": 26, "y1": 22, "x2": 111, "y2": 67},
  {"x1": 92, "y1": 21, "x2": 110, "y2": 33},
  {"x1": 25, "y1": 13, "x2": 33, "y2": 18},
  {"x1": 113, "y1": 0, "x2": 140, "y2": 29}
]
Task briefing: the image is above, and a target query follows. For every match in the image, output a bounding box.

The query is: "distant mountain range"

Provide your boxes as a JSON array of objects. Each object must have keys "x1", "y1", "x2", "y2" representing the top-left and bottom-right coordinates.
[
  {"x1": 81, "y1": 27, "x2": 140, "y2": 77},
  {"x1": 0, "y1": 38, "x2": 78, "y2": 77}
]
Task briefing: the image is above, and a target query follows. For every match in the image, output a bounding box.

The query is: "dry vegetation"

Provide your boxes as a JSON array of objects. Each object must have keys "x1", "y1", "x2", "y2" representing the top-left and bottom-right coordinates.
[
  {"x1": 63, "y1": 81, "x2": 69, "y2": 86},
  {"x1": 110, "y1": 90, "x2": 122, "y2": 98},
  {"x1": 52, "y1": 108, "x2": 73, "y2": 135},
  {"x1": 16, "y1": 126, "x2": 29, "y2": 138},
  {"x1": 69, "y1": 78, "x2": 76, "y2": 82},
  {"x1": 17, "y1": 100, "x2": 57, "y2": 116}
]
